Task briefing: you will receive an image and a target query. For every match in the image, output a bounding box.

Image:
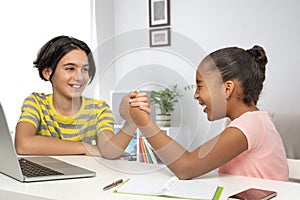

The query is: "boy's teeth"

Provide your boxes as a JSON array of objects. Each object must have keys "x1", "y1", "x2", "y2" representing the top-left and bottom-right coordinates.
[{"x1": 73, "y1": 85, "x2": 80, "y2": 88}]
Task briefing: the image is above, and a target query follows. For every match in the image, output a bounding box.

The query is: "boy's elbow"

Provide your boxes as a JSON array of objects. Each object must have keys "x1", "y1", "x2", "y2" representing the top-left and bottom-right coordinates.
[
  {"x1": 14, "y1": 135, "x2": 33, "y2": 155},
  {"x1": 15, "y1": 142, "x2": 31, "y2": 155},
  {"x1": 101, "y1": 151, "x2": 119, "y2": 160},
  {"x1": 98, "y1": 147, "x2": 122, "y2": 160}
]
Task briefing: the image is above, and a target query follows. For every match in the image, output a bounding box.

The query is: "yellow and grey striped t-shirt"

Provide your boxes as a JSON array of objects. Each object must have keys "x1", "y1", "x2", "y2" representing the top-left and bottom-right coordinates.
[{"x1": 18, "y1": 92, "x2": 115, "y2": 145}]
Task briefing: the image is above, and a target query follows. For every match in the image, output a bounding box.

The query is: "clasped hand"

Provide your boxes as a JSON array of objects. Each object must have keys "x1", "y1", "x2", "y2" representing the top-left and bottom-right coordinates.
[{"x1": 119, "y1": 91, "x2": 152, "y2": 127}]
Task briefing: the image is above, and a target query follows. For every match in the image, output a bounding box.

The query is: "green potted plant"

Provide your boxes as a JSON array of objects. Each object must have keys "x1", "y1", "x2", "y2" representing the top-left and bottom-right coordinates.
[{"x1": 149, "y1": 84, "x2": 182, "y2": 127}]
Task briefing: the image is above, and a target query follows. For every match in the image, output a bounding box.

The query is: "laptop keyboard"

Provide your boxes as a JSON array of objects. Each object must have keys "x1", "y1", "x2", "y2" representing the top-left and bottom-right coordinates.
[{"x1": 19, "y1": 158, "x2": 64, "y2": 177}]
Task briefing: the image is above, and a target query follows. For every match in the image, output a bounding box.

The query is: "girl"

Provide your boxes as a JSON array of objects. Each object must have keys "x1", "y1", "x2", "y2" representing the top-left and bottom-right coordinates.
[
  {"x1": 15, "y1": 35, "x2": 148, "y2": 158},
  {"x1": 125, "y1": 45, "x2": 289, "y2": 181}
]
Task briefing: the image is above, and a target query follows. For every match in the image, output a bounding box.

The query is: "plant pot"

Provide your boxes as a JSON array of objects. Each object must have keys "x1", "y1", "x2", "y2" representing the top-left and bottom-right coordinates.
[{"x1": 155, "y1": 114, "x2": 171, "y2": 127}]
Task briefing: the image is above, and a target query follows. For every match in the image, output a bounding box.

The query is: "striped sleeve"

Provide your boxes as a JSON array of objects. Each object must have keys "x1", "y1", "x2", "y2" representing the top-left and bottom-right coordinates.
[
  {"x1": 18, "y1": 93, "x2": 42, "y2": 129},
  {"x1": 96, "y1": 100, "x2": 115, "y2": 133}
]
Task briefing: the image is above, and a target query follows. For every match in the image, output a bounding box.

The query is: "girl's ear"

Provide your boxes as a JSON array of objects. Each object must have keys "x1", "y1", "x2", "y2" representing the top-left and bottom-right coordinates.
[
  {"x1": 42, "y1": 68, "x2": 53, "y2": 81},
  {"x1": 224, "y1": 80, "x2": 234, "y2": 100}
]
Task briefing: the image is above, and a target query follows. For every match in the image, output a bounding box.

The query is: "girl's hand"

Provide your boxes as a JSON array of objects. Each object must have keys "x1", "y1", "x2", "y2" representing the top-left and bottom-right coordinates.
[{"x1": 129, "y1": 91, "x2": 151, "y2": 114}]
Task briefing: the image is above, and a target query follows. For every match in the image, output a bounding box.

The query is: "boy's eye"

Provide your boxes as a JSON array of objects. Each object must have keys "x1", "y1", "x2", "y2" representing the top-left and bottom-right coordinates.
[
  {"x1": 82, "y1": 67, "x2": 89, "y2": 72},
  {"x1": 66, "y1": 67, "x2": 75, "y2": 71}
]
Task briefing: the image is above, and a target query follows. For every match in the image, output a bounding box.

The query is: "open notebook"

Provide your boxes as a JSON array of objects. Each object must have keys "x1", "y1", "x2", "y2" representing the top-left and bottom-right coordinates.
[
  {"x1": 0, "y1": 103, "x2": 96, "y2": 182},
  {"x1": 114, "y1": 176, "x2": 223, "y2": 200}
]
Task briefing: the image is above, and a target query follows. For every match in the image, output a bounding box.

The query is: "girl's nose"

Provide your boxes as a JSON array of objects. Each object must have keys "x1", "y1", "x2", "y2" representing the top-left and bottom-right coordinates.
[
  {"x1": 194, "y1": 90, "x2": 199, "y2": 100},
  {"x1": 194, "y1": 91, "x2": 204, "y2": 105}
]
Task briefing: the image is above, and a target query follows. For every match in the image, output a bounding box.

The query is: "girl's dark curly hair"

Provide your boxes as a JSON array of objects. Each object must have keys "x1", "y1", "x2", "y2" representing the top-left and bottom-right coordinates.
[{"x1": 201, "y1": 45, "x2": 268, "y2": 105}]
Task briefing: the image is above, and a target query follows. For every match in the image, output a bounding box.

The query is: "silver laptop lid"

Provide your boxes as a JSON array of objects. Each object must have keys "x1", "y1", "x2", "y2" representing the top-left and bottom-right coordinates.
[
  {"x1": 0, "y1": 103, "x2": 24, "y2": 181},
  {"x1": 0, "y1": 103, "x2": 96, "y2": 182}
]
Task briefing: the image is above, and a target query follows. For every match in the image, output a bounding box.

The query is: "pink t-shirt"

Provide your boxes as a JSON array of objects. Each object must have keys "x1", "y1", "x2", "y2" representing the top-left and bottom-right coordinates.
[{"x1": 218, "y1": 111, "x2": 288, "y2": 181}]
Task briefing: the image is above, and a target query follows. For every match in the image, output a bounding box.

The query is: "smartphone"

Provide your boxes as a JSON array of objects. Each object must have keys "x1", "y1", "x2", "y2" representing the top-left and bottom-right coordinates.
[{"x1": 227, "y1": 188, "x2": 277, "y2": 200}]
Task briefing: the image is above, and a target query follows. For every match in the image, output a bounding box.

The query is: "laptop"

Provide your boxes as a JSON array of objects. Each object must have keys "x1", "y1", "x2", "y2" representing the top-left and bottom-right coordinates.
[{"x1": 0, "y1": 103, "x2": 96, "y2": 182}]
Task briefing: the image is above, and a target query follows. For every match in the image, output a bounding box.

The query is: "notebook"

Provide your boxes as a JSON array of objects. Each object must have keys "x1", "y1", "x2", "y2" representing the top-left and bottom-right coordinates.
[
  {"x1": 0, "y1": 103, "x2": 96, "y2": 182},
  {"x1": 114, "y1": 176, "x2": 223, "y2": 200}
]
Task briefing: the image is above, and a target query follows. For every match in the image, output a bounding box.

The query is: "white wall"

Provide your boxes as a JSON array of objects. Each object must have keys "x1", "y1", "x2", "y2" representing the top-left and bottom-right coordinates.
[
  {"x1": 109, "y1": 0, "x2": 300, "y2": 113},
  {"x1": 0, "y1": 0, "x2": 92, "y2": 131},
  {"x1": 95, "y1": 0, "x2": 300, "y2": 150},
  {"x1": 170, "y1": 0, "x2": 300, "y2": 114}
]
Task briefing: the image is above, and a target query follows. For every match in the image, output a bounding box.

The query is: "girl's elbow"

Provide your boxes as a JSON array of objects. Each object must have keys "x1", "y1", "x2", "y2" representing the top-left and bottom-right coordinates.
[
  {"x1": 170, "y1": 162, "x2": 206, "y2": 180},
  {"x1": 173, "y1": 169, "x2": 195, "y2": 180}
]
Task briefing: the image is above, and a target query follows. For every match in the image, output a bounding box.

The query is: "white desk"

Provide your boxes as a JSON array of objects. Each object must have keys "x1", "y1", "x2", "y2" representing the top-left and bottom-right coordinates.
[{"x1": 0, "y1": 156, "x2": 299, "y2": 200}]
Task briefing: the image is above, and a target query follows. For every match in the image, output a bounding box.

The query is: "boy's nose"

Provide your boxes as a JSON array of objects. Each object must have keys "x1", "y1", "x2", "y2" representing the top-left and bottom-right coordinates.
[{"x1": 74, "y1": 71, "x2": 83, "y2": 80}]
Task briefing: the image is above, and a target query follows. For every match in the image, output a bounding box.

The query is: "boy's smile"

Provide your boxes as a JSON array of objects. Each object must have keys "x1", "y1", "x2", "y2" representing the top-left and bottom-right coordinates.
[{"x1": 50, "y1": 49, "x2": 90, "y2": 101}]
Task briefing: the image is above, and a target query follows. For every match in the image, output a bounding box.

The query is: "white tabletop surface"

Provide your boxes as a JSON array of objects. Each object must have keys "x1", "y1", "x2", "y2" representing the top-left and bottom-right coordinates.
[{"x1": 0, "y1": 155, "x2": 299, "y2": 200}]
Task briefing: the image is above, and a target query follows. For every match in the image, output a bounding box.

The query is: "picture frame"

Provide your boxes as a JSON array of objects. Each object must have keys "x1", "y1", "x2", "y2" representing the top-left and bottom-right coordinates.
[
  {"x1": 149, "y1": 0, "x2": 170, "y2": 27},
  {"x1": 149, "y1": 27, "x2": 171, "y2": 47}
]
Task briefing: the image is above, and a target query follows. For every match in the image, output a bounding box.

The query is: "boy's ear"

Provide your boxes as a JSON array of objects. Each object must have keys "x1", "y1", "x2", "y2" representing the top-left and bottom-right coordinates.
[{"x1": 42, "y1": 68, "x2": 53, "y2": 81}]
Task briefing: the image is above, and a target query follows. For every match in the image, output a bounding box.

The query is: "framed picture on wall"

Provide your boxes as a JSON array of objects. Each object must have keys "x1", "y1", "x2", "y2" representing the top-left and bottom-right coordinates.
[
  {"x1": 149, "y1": 27, "x2": 171, "y2": 47},
  {"x1": 149, "y1": 0, "x2": 170, "y2": 27}
]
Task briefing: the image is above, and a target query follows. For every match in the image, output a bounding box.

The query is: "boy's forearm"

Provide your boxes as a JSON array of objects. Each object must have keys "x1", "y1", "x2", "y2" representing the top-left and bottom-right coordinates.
[{"x1": 16, "y1": 135, "x2": 87, "y2": 155}]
